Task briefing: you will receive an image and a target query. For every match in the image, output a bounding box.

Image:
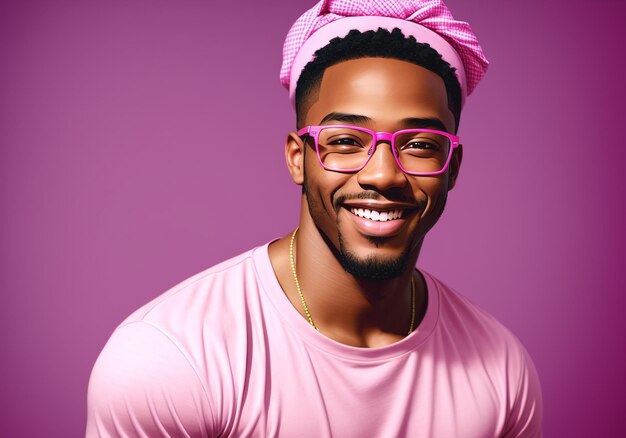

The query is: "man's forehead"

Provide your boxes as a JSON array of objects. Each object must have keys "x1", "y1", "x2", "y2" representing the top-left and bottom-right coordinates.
[{"x1": 307, "y1": 58, "x2": 454, "y2": 131}]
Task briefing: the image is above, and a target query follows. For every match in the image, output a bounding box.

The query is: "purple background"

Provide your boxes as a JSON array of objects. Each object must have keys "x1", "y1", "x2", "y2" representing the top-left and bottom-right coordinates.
[{"x1": 1, "y1": 0, "x2": 625, "y2": 436}]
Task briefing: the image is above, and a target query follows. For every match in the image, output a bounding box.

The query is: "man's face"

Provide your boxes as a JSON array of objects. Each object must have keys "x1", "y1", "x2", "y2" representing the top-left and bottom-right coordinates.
[{"x1": 298, "y1": 57, "x2": 460, "y2": 280}]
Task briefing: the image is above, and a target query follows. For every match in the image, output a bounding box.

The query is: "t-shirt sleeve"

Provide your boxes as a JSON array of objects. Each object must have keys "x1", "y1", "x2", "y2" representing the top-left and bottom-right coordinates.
[
  {"x1": 86, "y1": 321, "x2": 215, "y2": 437},
  {"x1": 502, "y1": 342, "x2": 544, "y2": 438}
]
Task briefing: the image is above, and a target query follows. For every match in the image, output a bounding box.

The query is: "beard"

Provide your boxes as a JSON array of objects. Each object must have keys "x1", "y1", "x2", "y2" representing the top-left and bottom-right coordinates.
[
  {"x1": 303, "y1": 172, "x2": 448, "y2": 281},
  {"x1": 336, "y1": 232, "x2": 414, "y2": 280}
]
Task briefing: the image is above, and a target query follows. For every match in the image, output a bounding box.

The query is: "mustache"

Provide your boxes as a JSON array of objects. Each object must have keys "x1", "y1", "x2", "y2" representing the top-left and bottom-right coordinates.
[{"x1": 334, "y1": 190, "x2": 418, "y2": 209}]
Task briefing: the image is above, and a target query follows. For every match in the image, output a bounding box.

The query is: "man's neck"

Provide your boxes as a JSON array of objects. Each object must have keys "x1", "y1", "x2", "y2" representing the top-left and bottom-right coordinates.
[{"x1": 268, "y1": 220, "x2": 427, "y2": 348}]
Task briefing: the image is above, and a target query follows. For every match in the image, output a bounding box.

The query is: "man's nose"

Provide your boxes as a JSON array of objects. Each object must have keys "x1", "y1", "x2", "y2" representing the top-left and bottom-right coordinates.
[{"x1": 356, "y1": 142, "x2": 407, "y2": 191}]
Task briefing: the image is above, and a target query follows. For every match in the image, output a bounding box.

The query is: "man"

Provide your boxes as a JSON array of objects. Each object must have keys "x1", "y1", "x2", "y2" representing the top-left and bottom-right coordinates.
[{"x1": 87, "y1": 0, "x2": 543, "y2": 436}]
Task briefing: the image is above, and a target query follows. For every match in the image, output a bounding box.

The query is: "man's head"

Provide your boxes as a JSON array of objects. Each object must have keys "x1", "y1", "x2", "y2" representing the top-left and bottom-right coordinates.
[
  {"x1": 281, "y1": 0, "x2": 487, "y2": 280},
  {"x1": 287, "y1": 53, "x2": 459, "y2": 279}
]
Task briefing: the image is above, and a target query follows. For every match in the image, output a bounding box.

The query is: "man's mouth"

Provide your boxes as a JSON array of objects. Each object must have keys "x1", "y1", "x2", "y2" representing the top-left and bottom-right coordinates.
[{"x1": 349, "y1": 208, "x2": 403, "y2": 222}]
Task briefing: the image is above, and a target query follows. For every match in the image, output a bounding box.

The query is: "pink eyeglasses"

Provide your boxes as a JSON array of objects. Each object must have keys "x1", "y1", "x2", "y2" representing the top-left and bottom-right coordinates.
[{"x1": 298, "y1": 125, "x2": 460, "y2": 176}]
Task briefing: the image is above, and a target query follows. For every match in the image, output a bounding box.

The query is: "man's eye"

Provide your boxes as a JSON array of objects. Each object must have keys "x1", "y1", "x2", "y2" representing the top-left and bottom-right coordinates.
[
  {"x1": 403, "y1": 141, "x2": 438, "y2": 150},
  {"x1": 329, "y1": 138, "x2": 363, "y2": 147}
]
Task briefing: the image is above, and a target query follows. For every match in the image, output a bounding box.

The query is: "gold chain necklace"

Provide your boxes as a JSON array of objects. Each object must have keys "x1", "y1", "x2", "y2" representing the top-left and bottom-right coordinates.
[{"x1": 289, "y1": 227, "x2": 416, "y2": 335}]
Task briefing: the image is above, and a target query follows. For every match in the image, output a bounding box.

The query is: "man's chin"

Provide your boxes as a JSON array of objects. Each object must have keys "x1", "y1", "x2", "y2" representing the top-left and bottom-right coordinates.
[{"x1": 337, "y1": 246, "x2": 412, "y2": 280}]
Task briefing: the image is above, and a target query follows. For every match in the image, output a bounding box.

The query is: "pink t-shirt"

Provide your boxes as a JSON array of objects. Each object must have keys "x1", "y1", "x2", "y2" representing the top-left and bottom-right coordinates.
[{"x1": 87, "y1": 243, "x2": 542, "y2": 437}]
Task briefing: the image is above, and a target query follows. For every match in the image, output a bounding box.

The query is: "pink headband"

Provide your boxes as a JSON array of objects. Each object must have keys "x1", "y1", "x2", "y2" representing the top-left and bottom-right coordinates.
[{"x1": 280, "y1": 0, "x2": 489, "y2": 108}]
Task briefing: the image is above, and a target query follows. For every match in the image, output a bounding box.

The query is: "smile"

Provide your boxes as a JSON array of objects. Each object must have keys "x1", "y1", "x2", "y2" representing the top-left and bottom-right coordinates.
[{"x1": 349, "y1": 208, "x2": 403, "y2": 222}]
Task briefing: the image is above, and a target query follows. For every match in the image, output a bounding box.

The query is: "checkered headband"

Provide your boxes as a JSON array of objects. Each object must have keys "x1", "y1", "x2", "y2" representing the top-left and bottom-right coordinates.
[{"x1": 280, "y1": 0, "x2": 489, "y2": 107}]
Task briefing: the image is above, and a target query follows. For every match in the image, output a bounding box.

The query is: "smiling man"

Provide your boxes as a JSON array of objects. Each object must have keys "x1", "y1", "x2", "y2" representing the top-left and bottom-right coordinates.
[{"x1": 87, "y1": 1, "x2": 543, "y2": 437}]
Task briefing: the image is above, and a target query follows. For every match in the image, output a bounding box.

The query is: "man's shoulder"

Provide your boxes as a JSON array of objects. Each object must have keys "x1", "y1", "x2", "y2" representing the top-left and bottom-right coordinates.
[
  {"x1": 120, "y1": 244, "x2": 269, "y2": 329},
  {"x1": 427, "y1": 272, "x2": 544, "y2": 435},
  {"x1": 86, "y1": 246, "x2": 270, "y2": 437},
  {"x1": 424, "y1": 271, "x2": 529, "y2": 357}
]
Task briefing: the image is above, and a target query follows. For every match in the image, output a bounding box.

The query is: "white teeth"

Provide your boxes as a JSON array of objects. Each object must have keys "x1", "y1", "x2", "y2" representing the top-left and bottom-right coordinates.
[{"x1": 350, "y1": 208, "x2": 403, "y2": 222}]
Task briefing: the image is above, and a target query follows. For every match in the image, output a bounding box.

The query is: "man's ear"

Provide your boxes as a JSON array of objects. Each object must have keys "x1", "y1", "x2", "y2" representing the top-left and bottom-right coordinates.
[
  {"x1": 285, "y1": 131, "x2": 305, "y2": 186},
  {"x1": 448, "y1": 144, "x2": 463, "y2": 191}
]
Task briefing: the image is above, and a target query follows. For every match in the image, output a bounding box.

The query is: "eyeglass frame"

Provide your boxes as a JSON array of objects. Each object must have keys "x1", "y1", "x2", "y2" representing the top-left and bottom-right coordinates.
[{"x1": 297, "y1": 124, "x2": 460, "y2": 176}]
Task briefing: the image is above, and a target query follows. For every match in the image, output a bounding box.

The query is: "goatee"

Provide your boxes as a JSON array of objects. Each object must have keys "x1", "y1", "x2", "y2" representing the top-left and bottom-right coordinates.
[{"x1": 336, "y1": 231, "x2": 413, "y2": 280}]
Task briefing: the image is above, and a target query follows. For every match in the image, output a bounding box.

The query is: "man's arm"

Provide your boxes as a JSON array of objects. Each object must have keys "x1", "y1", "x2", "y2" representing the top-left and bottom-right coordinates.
[
  {"x1": 502, "y1": 342, "x2": 543, "y2": 437},
  {"x1": 86, "y1": 321, "x2": 215, "y2": 437}
]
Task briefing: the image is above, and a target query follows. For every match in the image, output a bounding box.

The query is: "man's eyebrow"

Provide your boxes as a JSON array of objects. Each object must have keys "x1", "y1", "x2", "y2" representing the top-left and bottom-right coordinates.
[
  {"x1": 401, "y1": 117, "x2": 449, "y2": 132},
  {"x1": 319, "y1": 112, "x2": 372, "y2": 125},
  {"x1": 318, "y1": 113, "x2": 450, "y2": 132}
]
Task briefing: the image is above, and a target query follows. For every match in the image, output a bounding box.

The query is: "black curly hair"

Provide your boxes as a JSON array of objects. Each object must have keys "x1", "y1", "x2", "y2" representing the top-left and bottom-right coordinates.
[{"x1": 295, "y1": 27, "x2": 462, "y2": 132}]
